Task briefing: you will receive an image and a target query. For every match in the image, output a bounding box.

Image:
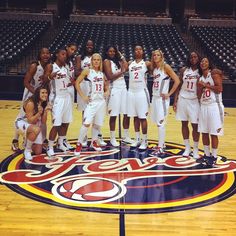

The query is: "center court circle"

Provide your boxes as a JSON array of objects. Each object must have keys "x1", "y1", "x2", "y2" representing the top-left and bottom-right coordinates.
[{"x1": 1, "y1": 139, "x2": 236, "y2": 214}]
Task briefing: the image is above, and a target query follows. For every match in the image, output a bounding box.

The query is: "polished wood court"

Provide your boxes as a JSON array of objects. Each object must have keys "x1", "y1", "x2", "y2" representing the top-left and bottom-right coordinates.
[{"x1": 0, "y1": 100, "x2": 236, "y2": 236}]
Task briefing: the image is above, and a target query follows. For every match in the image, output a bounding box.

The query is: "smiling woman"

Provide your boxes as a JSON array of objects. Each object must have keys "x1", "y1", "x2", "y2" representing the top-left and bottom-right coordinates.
[{"x1": 14, "y1": 85, "x2": 51, "y2": 160}]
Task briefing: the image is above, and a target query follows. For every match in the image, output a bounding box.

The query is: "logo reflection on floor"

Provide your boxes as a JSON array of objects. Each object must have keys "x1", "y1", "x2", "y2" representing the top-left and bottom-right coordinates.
[{"x1": 1, "y1": 139, "x2": 236, "y2": 214}]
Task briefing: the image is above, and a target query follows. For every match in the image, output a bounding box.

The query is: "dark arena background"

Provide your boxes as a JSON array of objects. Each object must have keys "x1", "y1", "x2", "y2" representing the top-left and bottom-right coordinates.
[{"x1": 0, "y1": 1, "x2": 236, "y2": 236}]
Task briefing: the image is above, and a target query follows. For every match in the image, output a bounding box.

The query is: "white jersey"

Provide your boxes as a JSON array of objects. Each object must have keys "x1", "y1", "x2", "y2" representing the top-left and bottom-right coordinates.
[
  {"x1": 109, "y1": 60, "x2": 126, "y2": 89},
  {"x1": 152, "y1": 67, "x2": 170, "y2": 97},
  {"x1": 22, "y1": 61, "x2": 44, "y2": 101},
  {"x1": 50, "y1": 63, "x2": 70, "y2": 97},
  {"x1": 65, "y1": 60, "x2": 75, "y2": 85},
  {"x1": 81, "y1": 56, "x2": 91, "y2": 69},
  {"x1": 179, "y1": 68, "x2": 199, "y2": 99},
  {"x1": 87, "y1": 69, "x2": 104, "y2": 101},
  {"x1": 199, "y1": 71, "x2": 222, "y2": 105},
  {"x1": 129, "y1": 60, "x2": 147, "y2": 90}
]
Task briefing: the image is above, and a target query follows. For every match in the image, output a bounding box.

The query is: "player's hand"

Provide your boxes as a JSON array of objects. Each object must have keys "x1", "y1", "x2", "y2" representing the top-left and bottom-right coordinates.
[
  {"x1": 38, "y1": 105, "x2": 43, "y2": 115},
  {"x1": 173, "y1": 102, "x2": 177, "y2": 112},
  {"x1": 45, "y1": 103, "x2": 52, "y2": 113},
  {"x1": 161, "y1": 93, "x2": 170, "y2": 100},
  {"x1": 83, "y1": 96, "x2": 91, "y2": 103},
  {"x1": 104, "y1": 90, "x2": 110, "y2": 99},
  {"x1": 198, "y1": 81, "x2": 205, "y2": 88}
]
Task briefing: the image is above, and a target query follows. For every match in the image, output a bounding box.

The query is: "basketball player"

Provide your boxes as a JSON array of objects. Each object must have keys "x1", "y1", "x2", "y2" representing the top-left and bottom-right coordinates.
[
  {"x1": 103, "y1": 45, "x2": 133, "y2": 147},
  {"x1": 74, "y1": 53, "x2": 109, "y2": 156},
  {"x1": 76, "y1": 39, "x2": 106, "y2": 147},
  {"x1": 15, "y1": 85, "x2": 51, "y2": 160},
  {"x1": 150, "y1": 49, "x2": 180, "y2": 156},
  {"x1": 11, "y1": 48, "x2": 51, "y2": 151},
  {"x1": 127, "y1": 45, "x2": 152, "y2": 150},
  {"x1": 196, "y1": 57, "x2": 224, "y2": 166},
  {"x1": 57, "y1": 42, "x2": 78, "y2": 151},
  {"x1": 44, "y1": 49, "x2": 73, "y2": 157},
  {"x1": 173, "y1": 51, "x2": 201, "y2": 159}
]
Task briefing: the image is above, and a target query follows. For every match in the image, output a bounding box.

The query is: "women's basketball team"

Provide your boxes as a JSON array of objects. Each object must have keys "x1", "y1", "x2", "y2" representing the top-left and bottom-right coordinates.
[{"x1": 11, "y1": 41, "x2": 224, "y2": 167}]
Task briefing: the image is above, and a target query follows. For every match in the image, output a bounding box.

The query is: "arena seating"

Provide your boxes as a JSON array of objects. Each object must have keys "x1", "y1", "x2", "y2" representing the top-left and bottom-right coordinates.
[
  {"x1": 0, "y1": 19, "x2": 50, "y2": 69},
  {"x1": 49, "y1": 21, "x2": 189, "y2": 71},
  {"x1": 191, "y1": 26, "x2": 236, "y2": 80}
]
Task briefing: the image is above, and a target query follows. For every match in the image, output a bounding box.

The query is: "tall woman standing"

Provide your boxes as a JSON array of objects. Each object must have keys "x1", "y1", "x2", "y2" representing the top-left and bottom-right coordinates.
[
  {"x1": 74, "y1": 53, "x2": 109, "y2": 156},
  {"x1": 127, "y1": 45, "x2": 151, "y2": 150},
  {"x1": 173, "y1": 51, "x2": 201, "y2": 159},
  {"x1": 197, "y1": 57, "x2": 224, "y2": 166},
  {"x1": 150, "y1": 49, "x2": 180, "y2": 156},
  {"x1": 103, "y1": 45, "x2": 133, "y2": 147}
]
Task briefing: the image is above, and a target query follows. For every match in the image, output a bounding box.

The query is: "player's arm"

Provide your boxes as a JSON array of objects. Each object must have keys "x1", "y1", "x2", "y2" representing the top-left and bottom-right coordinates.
[
  {"x1": 24, "y1": 101, "x2": 42, "y2": 124},
  {"x1": 41, "y1": 103, "x2": 52, "y2": 124},
  {"x1": 43, "y1": 63, "x2": 53, "y2": 83},
  {"x1": 103, "y1": 74, "x2": 109, "y2": 94},
  {"x1": 23, "y1": 63, "x2": 38, "y2": 94},
  {"x1": 208, "y1": 69, "x2": 223, "y2": 93},
  {"x1": 75, "y1": 68, "x2": 90, "y2": 102},
  {"x1": 75, "y1": 55, "x2": 82, "y2": 77},
  {"x1": 173, "y1": 67, "x2": 185, "y2": 111},
  {"x1": 103, "y1": 59, "x2": 124, "y2": 81},
  {"x1": 197, "y1": 78, "x2": 204, "y2": 99},
  {"x1": 164, "y1": 64, "x2": 180, "y2": 98},
  {"x1": 145, "y1": 61, "x2": 152, "y2": 73},
  {"x1": 120, "y1": 55, "x2": 128, "y2": 73}
]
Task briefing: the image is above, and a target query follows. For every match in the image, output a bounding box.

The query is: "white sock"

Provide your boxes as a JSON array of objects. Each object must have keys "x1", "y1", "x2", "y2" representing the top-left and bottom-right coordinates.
[
  {"x1": 78, "y1": 125, "x2": 88, "y2": 143},
  {"x1": 123, "y1": 129, "x2": 129, "y2": 138},
  {"x1": 92, "y1": 125, "x2": 99, "y2": 141},
  {"x1": 135, "y1": 132, "x2": 140, "y2": 141},
  {"x1": 25, "y1": 139, "x2": 33, "y2": 151},
  {"x1": 58, "y1": 136, "x2": 66, "y2": 145},
  {"x1": 98, "y1": 126, "x2": 102, "y2": 134},
  {"x1": 158, "y1": 126, "x2": 166, "y2": 148},
  {"x1": 48, "y1": 140, "x2": 54, "y2": 149},
  {"x1": 142, "y1": 134, "x2": 147, "y2": 142},
  {"x1": 184, "y1": 139, "x2": 191, "y2": 150},
  {"x1": 212, "y1": 148, "x2": 218, "y2": 158},
  {"x1": 110, "y1": 131, "x2": 116, "y2": 140},
  {"x1": 193, "y1": 141, "x2": 198, "y2": 148},
  {"x1": 204, "y1": 145, "x2": 210, "y2": 156}
]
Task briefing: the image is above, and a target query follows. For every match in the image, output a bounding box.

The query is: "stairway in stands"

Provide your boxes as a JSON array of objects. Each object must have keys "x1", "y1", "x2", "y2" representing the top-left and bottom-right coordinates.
[{"x1": 8, "y1": 20, "x2": 66, "y2": 75}]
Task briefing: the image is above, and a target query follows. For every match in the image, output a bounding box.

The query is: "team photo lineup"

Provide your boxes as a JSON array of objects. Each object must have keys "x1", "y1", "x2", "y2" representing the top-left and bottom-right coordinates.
[
  {"x1": 1, "y1": 0, "x2": 236, "y2": 235},
  {"x1": 11, "y1": 39, "x2": 224, "y2": 167}
]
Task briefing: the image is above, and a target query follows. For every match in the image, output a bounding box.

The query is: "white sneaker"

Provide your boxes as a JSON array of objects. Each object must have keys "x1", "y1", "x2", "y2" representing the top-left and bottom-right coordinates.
[
  {"x1": 110, "y1": 138, "x2": 119, "y2": 147},
  {"x1": 193, "y1": 148, "x2": 199, "y2": 159},
  {"x1": 63, "y1": 139, "x2": 73, "y2": 150},
  {"x1": 130, "y1": 140, "x2": 141, "y2": 148},
  {"x1": 139, "y1": 140, "x2": 148, "y2": 150},
  {"x1": 82, "y1": 140, "x2": 88, "y2": 147},
  {"x1": 122, "y1": 137, "x2": 134, "y2": 144},
  {"x1": 24, "y1": 150, "x2": 32, "y2": 160},
  {"x1": 98, "y1": 134, "x2": 107, "y2": 147},
  {"x1": 151, "y1": 147, "x2": 165, "y2": 157},
  {"x1": 90, "y1": 140, "x2": 102, "y2": 151},
  {"x1": 47, "y1": 148, "x2": 55, "y2": 157},
  {"x1": 182, "y1": 149, "x2": 191, "y2": 157},
  {"x1": 82, "y1": 136, "x2": 88, "y2": 147},
  {"x1": 57, "y1": 143, "x2": 68, "y2": 152}
]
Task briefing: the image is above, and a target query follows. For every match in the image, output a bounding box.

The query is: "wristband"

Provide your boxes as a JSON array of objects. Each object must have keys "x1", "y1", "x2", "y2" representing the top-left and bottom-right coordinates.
[{"x1": 48, "y1": 75, "x2": 51, "y2": 81}]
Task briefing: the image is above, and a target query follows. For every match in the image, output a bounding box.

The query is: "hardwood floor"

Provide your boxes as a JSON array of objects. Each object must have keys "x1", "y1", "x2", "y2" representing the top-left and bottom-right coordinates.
[{"x1": 0, "y1": 100, "x2": 236, "y2": 236}]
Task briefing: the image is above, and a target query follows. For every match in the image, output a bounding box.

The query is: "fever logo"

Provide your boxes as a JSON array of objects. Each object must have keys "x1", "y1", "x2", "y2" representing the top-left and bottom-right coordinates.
[{"x1": 1, "y1": 140, "x2": 236, "y2": 214}]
